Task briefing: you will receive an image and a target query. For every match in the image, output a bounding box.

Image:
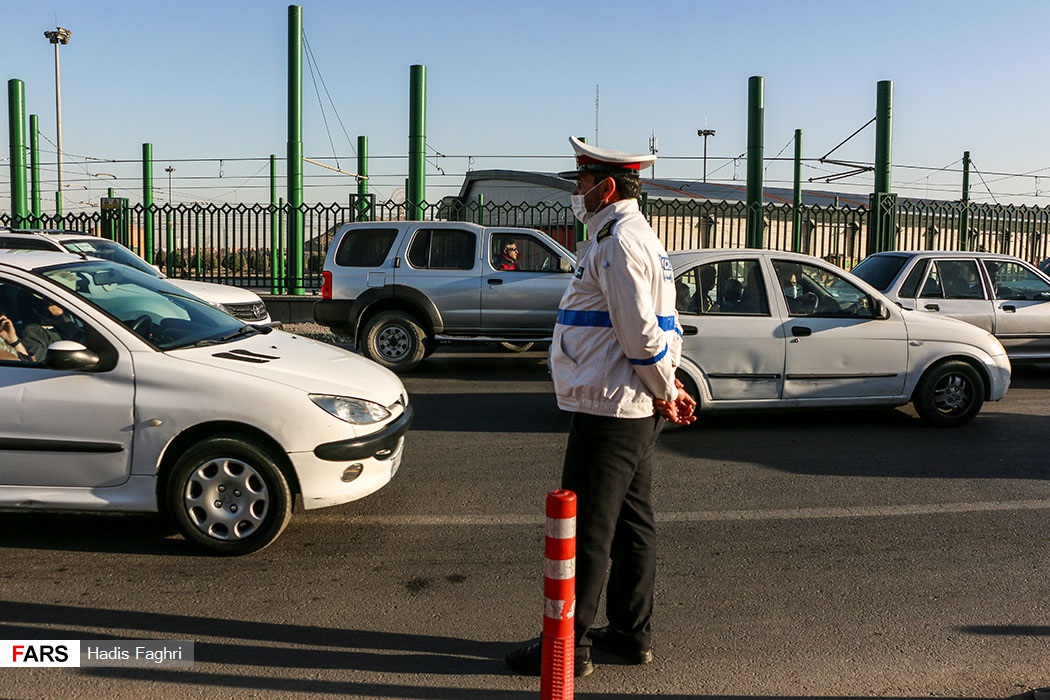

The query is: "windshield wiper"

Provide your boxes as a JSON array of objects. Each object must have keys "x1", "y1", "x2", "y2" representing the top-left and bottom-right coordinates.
[
  {"x1": 190, "y1": 325, "x2": 260, "y2": 348},
  {"x1": 217, "y1": 325, "x2": 263, "y2": 342}
]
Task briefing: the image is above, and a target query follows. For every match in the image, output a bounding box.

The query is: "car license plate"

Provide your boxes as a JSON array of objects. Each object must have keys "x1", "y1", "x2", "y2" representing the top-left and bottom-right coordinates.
[{"x1": 390, "y1": 439, "x2": 403, "y2": 478}]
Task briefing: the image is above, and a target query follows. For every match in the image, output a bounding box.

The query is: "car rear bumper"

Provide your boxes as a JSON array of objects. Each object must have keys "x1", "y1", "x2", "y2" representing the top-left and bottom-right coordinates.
[{"x1": 313, "y1": 299, "x2": 353, "y2": 333}]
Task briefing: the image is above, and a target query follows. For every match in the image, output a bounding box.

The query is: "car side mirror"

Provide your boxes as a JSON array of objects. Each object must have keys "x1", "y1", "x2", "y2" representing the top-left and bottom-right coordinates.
[
  {"x1": 870, "y1": 296, "x2": 891, "y2": 320},
  {"x1": 558, "y1": 257, "x2": 574, "y2": 274},
  {"x1": 44, "y1": 340, "x2": 101, "y2": 371}
]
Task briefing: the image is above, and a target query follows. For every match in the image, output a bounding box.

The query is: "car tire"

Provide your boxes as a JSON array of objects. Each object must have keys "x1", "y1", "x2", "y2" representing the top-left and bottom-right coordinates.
[
  {"x1": 913, "y1": 360, "x2": 985, "y2": 427},
  {"x1": 362, "y1": 311, "x2": 427, "y2": 372},
  {"x1": 167, "y1": 436, "x2": 293, "y2": 556},
  {"x1": 499, "y1": 341, "x2": 534, "y2": 353},
  {"x1": 663, "y1": 370, "x2": 701, "y2": 432}
]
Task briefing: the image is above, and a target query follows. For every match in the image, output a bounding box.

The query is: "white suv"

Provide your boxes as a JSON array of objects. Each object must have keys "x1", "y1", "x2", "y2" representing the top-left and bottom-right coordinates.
[
  {"x1": 315, "y1": 221, "x2": 576, "y2": 372},
  {"x1": 0, "y1": 230, "x2": 271, "y2": 325}
]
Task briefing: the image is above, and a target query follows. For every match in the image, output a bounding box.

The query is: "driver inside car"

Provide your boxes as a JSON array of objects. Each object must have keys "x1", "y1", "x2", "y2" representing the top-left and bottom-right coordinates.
[
  {"x1": 21, "y1": 295, "x2": 84, "y2": 363},
  {"x1": 776, "y1": 264, "x2": 816, "y2": 315}
]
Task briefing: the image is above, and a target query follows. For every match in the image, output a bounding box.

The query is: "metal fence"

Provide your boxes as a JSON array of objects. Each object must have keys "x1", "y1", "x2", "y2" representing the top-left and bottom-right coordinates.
[{"x1": 4, "y1": 196, "x2": 1050, "y2": 292}]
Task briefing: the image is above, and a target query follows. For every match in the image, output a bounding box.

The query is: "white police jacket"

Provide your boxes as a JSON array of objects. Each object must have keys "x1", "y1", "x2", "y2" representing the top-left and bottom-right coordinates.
[{"x1": 550, "y1": 198, "x2": 682, "y2": 419}]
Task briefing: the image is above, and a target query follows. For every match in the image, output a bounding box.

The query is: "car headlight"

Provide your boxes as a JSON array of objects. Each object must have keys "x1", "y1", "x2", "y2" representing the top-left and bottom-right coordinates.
[{"x1": 310, "y1": 394, "x2": 391, "y2": 425}]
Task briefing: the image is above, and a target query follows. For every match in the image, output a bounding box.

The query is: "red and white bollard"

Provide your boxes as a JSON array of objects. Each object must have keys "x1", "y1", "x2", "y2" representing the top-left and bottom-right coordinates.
[{"x1": 541, "y1": 489, "x2": 576, "y2": 700}]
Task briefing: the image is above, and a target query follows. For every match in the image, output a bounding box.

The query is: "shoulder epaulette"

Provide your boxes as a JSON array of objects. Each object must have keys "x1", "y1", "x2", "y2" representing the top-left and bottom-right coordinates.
[{"x1": 595, "y1": 219, "x2": 616, "y2": 241}]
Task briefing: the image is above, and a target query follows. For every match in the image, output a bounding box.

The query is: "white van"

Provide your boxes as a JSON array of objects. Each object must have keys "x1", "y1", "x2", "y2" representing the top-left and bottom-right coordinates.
[{"x1": 0, "y1": 249, "x2": 411, "y2": 554}]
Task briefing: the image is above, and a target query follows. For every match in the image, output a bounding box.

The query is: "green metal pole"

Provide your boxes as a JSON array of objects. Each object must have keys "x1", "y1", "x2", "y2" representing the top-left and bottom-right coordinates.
[
  {"x1": 745, "y1": 76, "x2": 765, "y2": 248},
  {"x1": 142, "y1": 143, "x2": 154, "y2": 263},
  {"x1": 874, "y1": 81, "x2": 893, "y2": 196},
  {"x1": 29, "y1": 114, "x2": 41, "y2": 227},
  {"x1": 960, "y1": 150, "x2": 971, "y2": 251},
  {"x1": 278, "y1": 196, "x2": 286, "y2": 290},
  {"x1": 287, "y1": 4, "x2": 305, "y2": 295},
  {"x1": 270, "y1": 153, "x2": 280, "y2": 294},
  {"x1": 868, "y1": 80, "x2": 895, "y2": 254},
  {"x1": 476, "y1": 193, "x2": 484, "y2": 225},
  {"x1": 357, "y1": 135, "x2": 369, "y2": 222},
  {"x1": 8, "y1": 79, "x2": 29, "y2": 228},
  {"x1": 792, "y1": 128, "x2": 803, "y2": 252},
  {"x1": 408, "y1": 64, "x2": 427, "y2": 222}
]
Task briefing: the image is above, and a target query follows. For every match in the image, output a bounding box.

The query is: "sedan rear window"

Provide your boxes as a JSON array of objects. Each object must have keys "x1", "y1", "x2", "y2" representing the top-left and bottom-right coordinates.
[
  {"x1": 851, "y1": 255, "x2": 908, "y2": 291},
  {"x1": 0, "y1": 237, "x2": 57, "y2": 251}
]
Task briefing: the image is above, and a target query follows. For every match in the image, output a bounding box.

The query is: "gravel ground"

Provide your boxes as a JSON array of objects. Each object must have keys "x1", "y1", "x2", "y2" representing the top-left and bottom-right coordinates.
[{"x1": 281, "y1": 322, "x2": 351, "y2": 347}]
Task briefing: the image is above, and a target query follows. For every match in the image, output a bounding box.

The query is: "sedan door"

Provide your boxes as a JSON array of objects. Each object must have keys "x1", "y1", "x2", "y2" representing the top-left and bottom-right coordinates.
[
  {"x1": 0, "y1": 279, "x2": 135, "y2": 488},
  {"x1": 401, "y1": 227, "x2": 481, "y2": 332},
  {"x1": 982, "y1": 259, "x2": 1050, "y2": 359},
  {"x1": 913, "y1": 258, "x2": 995, "y2": 333},
  {"x1": 481, "y1": 231, "x2": 573, "y2": 333},
  {"x1": 675, "y1": 257, "x2": 785, "y2": 401},
  {"x1": 773, "y1": 260, "x2": 908, "y2": 399}
]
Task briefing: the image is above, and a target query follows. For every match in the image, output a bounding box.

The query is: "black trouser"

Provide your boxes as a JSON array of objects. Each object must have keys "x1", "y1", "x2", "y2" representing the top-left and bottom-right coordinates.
[{"x1": 561, "y1": 411, "x2": 663, "y2": 652}]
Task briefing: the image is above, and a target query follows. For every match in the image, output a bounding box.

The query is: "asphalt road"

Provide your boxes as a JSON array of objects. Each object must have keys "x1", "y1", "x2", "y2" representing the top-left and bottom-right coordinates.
[{"x1": 2, "y1": 348, "x2": 1050, "y2": 699}]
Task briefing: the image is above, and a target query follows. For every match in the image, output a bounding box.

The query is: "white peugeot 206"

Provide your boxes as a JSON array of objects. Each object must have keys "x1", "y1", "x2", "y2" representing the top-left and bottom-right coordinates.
[
  {"x1": 0, "y1": 249, "x2": 411, "y2": 555},
  {"x1": 669, "y1": 249, "x2": 1012, "y2": 427}
]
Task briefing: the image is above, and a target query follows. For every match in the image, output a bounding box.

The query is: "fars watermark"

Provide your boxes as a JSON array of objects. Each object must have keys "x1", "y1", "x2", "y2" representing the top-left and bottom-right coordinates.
[{"x1": 0, "y1": 640, "x2": 194, "y2": 668}]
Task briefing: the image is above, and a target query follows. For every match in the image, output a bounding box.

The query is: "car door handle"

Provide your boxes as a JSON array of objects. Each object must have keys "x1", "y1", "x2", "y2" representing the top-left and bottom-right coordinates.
[
  {"x1": 487, "y1": 278, "x2": 503, "y2": 285},
  {"x1": 924, "y1": 303, "x2": 940, "y2": 311},
  {"x1": 791, "y1": 326, "x2": 812, "y2": 337},
  {"x1": 681, "y1": 325, "x2": 698, "y2": 336},
  {"x1": 1002, "y1": 304, "x2": 1016, "y2": 313}
]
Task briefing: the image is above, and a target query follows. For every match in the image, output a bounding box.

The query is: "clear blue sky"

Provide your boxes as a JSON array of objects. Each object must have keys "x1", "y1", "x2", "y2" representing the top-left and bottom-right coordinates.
[{"x1": 4, "y1": 0, "x2": 1050, "y2": 212}]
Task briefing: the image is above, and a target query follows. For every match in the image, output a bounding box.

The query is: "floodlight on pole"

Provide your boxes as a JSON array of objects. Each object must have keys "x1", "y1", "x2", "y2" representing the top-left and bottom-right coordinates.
[
  {"x1": 697, "y1": 128, "x2": 716, "y2": 183},
  {"x1": 44, "y1": 26, "x2": 71, "y2": 217}
]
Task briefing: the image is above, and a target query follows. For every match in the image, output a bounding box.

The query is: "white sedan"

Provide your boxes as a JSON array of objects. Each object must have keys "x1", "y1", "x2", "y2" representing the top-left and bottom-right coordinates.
[
  {"x1": 0, "y1": 250, "x2": 411, "y2": 554},
  {"x1": 852, "y1": 250, "x2": 1050, "y2": 362},
  {"x1": 0, "y1": 230, "x2": 272, "y2": 325},
  {"x1": 671, "y1": 249, "x2": 1011, "y2": 427}
]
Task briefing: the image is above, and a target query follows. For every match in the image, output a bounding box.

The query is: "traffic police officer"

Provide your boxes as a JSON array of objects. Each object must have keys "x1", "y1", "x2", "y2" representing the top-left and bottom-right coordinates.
[{"x1": 506, "y1": 137, "x2": 696, "y2": 678}]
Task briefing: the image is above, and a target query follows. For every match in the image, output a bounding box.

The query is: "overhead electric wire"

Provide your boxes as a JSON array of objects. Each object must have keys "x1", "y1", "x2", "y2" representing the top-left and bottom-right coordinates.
[
  {"x1": 967, "y1": 158, "x2": 999, "y2": 205},
  {"x1": 13, "y1": 134, "x2": 1050, "y2": 206}
]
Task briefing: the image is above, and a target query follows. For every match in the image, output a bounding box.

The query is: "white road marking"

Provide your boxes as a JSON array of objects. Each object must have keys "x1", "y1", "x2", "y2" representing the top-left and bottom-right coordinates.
[{"x1": 311, "y1": 499, "x2": 1050, "y2": 526}]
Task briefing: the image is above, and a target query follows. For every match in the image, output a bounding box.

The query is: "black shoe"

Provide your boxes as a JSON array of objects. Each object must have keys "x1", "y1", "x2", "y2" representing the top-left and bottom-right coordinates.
[
  {"x1": 588, "y1": 626, "x2": 653, "y2": 665},
  {"x1": 505, "y1": 639, "x2": 594, "y2": 678}
]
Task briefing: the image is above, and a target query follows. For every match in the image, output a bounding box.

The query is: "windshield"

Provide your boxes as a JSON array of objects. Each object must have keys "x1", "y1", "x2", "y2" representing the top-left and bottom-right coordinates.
[
  {"x1": 60, "y1": 238, "x2": 162, "y2": 278},
  {"x1": 39, "y1": 259, "x2": 262, "y2": 351},
  {"x1": 850, "y1": 255, "x2": 909, "y2": 292}
]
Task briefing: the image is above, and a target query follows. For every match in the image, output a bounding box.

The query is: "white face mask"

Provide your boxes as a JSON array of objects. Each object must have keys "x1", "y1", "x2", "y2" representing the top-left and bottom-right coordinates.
[{"x1": 570, "y1": 180, "x2": 604, "y2": 224}]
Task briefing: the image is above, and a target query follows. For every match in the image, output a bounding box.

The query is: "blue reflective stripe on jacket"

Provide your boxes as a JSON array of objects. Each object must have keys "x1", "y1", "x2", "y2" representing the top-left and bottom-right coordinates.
[
  {"x1": 628, "y1": 344, "x2": 669, "y2": 366},
  {"x1": 657, "y1": 315, "x2": 682, "y2": 335},
  {"x1": 557, "y1": 309, "x2": 613, "y2": 328}
]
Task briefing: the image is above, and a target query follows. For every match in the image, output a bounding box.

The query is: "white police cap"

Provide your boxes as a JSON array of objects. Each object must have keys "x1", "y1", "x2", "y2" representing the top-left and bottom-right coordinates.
[{"x1": 557, "y1": 136, "x2": 657, "y2": 179}]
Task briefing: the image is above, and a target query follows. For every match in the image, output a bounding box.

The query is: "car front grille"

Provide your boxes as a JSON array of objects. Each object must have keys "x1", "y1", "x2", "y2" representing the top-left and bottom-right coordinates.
[{"x1": 224, "y1": 301, "x2": 269, "y2": 322}]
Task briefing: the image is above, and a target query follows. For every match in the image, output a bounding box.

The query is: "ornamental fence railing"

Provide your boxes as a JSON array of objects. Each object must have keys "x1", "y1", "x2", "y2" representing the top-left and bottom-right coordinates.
[{"x1": 3, "y1": 195, "x2": 1049, "y2": 293}]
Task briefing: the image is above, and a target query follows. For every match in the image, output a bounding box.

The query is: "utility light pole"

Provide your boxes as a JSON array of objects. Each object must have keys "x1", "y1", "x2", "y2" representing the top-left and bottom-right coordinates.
[
  {"x1": 44, "y1": 26, "x2": 71, "y2": 217},
  {"x1": 697, "y1": 128, "x2": 716, "y2": 183},
  {"x1": 648, "y1": 132, "x2": 658, "y2": 179},
  {"x1": 165, "y1": 166, "x2": 175, "y2": 204}
]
